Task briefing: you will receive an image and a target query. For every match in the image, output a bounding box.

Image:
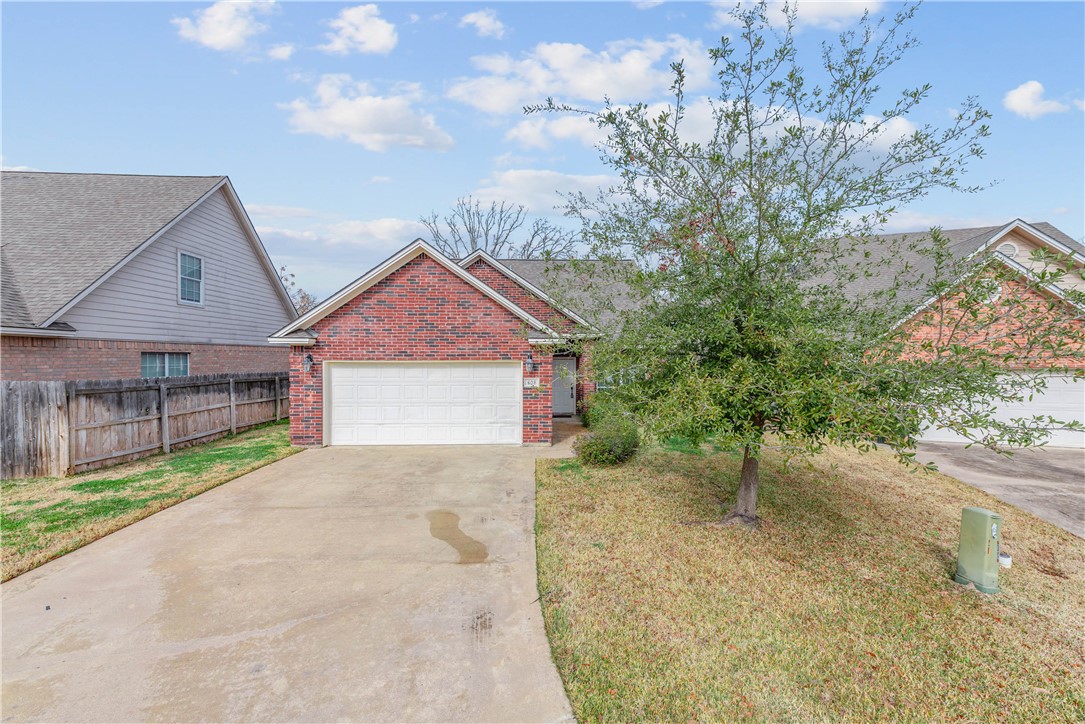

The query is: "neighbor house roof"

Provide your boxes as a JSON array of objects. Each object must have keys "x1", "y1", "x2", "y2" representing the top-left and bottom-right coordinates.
[
  {"x1": 1, "y1": 171, "x2": 294, "y2": 330},
  {"x1": 824, "y1": 219, "x2": 1084, "y2": 308},
  {"x1": 498, "y1": 258, "x2": 644, "y2": 329}
]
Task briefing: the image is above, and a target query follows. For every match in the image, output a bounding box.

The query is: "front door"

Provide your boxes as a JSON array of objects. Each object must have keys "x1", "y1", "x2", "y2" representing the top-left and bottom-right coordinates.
[{"x1": 552, "y1": 357, "x2": 576, "y2": 416}]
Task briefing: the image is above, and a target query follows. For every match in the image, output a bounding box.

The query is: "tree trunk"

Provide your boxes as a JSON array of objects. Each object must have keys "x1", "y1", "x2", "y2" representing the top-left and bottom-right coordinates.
[{"x1": 726, "y1": 445, "x2": 759, "y2": 526}]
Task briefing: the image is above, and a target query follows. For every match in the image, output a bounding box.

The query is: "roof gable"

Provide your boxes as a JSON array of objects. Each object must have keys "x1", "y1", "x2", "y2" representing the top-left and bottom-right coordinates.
[
  {"x1": 270, "y1": 240, "x2": 557, "y2": 342},
  {"x1": 0, "y1": 172, "x2": 296, "y2": 328},
  {"x1": 459, "y1": 250, "x2": 590, "y2": 328}
]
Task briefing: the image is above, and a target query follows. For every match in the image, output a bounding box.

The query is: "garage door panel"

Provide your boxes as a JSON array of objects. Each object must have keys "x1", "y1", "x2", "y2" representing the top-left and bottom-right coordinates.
[
  {"x1": 921, "y1": 375, "x2": 1084, "y2": 448},
  {"x1": 328, "y1": 362, "x2": 522, "y2": 446}
]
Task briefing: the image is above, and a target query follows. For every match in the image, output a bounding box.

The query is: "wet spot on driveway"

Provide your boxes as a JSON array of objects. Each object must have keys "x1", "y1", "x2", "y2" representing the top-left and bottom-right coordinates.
[{"x1": 426, "y1": 510, "x2": 488, "y2": 564}]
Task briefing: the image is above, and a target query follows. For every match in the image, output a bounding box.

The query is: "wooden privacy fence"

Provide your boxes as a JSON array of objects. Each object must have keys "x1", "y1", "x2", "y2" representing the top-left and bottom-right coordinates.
[{"x1": 2, "y1": 372, "x2": 289, "y2": 479}]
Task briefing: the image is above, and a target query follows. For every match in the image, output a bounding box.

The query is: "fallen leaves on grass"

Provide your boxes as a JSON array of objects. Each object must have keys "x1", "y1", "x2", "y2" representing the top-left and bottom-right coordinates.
[{"x1": 535, "y1": 444, "x2": 1085, "y2": 722}]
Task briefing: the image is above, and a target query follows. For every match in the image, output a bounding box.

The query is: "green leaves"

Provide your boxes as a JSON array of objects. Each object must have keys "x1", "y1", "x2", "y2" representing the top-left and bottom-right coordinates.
[{"x1": 531, "y1": 1, "x2": 1081, "y2": 495}]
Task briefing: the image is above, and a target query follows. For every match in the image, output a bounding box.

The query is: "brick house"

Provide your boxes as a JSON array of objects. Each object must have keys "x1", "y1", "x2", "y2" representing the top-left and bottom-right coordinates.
[
  {"x1": 272, "y1": 219, "x2": 1082, "y2": 450},
  {"x1": 873, "y1": 219, "x2": 1085, "y2": 447},
  {"x1": 269, "y1": 241, "x2": 604, "y2": 447},
  {"x1": 1, "y1": 172, "x2": 297, "y2": 381}
]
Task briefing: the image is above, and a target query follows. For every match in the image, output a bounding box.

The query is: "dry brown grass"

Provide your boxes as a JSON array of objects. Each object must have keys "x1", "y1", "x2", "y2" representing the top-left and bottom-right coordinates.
[
  {"x1": 2, "y1": 422, "x2": 297, "y2": 581},
  {"x1": 536, "y1": 444, "x2": 1085, "y2": 722}
]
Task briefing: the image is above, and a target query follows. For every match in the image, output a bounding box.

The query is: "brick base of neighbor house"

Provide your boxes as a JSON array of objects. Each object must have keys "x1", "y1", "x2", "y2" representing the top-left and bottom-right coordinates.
[{"x1": 0, "y1": 336, "x2": 289, "y2": 381}]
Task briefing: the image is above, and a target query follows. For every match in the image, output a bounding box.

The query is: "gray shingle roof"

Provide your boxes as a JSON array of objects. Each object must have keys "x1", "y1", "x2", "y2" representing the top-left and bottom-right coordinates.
[
  {"x1": 1, "y1": 171, "x2": 224, "y2": 327},
  {"x1": 498, "y1": 258, "x2": 644, "y2": 329},
  {"x1": 812, "y1": 220, "x2": 1083, "y2": 307}
]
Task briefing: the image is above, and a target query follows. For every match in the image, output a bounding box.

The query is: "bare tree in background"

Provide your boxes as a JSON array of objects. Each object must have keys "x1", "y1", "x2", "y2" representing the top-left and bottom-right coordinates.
[
  {"x1": 420, "y1": 196, "x2": 578, "y2": 259},
  {"x1": 279, "y1": 266, "x2": 318, "y2": 315}
]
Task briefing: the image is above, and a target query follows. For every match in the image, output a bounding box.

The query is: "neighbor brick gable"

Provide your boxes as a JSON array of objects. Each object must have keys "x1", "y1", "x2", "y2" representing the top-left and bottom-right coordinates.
[
  {"x1": 465, "y1": 259, "x2": 578, "y2": 332},
  {"x1": 289, "y1": 253, "x2": 553, "y2": 446},
  {"x1": 899, "y1": 276, "x2": 1085, "y2": 369}
]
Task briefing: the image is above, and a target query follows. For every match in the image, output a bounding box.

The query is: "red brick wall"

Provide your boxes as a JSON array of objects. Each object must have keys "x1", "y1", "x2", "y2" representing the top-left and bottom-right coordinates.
[
  {"x1": 0, "y1": 336, "x2": 288, "y2": 381},
  {"x1": 466, "y1": 259, "x2": 578, "y2": 332},
  {"x1": 576, "y1": 344, "x2": 597, "y2": 413},
  {"x1": 289, "y1": 253, "x2": 553, "y2": 446},
  {"x1": 900, "y1": 278, "x2": 1085, "y2": 369}
]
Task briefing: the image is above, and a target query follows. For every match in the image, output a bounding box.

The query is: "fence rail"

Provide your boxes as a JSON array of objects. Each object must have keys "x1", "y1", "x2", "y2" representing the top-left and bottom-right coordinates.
[{"x1": 2, "y1": 372, "x2": 289, "y2": 479}]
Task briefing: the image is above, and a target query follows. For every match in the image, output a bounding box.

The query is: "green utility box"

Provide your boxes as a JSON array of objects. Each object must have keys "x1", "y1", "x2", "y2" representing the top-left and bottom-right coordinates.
[{"x1": 955, "y1": 507, "x2": 1002, "y2": 594}]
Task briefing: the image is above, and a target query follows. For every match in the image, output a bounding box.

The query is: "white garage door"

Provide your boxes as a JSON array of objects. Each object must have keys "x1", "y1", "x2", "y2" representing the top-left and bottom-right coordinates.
[
  {"x1": 922, "y1": 374, "x2": 1085, "y2": 448},
  {"x1": 328, "y1": 362, "x2": 522, "y2": 445}
]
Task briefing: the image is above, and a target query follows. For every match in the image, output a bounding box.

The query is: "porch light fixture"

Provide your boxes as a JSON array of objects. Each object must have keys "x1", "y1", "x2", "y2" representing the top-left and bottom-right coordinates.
[
  {"x1": 303, "y1": 353, "x2": 314, "y2": 373},
  {"x1": 525, "y1": 351, "x2": 538, "y2": 373}
]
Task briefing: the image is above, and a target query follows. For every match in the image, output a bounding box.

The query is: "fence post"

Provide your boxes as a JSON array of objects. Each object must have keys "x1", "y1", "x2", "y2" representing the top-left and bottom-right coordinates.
[
  {"x1": 66, "y1": 382, "x2": 78, "y2": 475},
  {"x1": 229, "y1": 378, "x2": 237, "y2": 435},
  {"x1": 274, "y1": 376, "x2": 281, "y2": 421},
  {"x1": 160, "y1": 382, "x2": 171, "y2": 453}
]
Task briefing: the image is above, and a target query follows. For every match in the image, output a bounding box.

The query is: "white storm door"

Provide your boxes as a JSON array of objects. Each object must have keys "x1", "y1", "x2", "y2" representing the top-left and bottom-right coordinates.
[
  {"x1": 552, "y1": 357, "x2": 576, "y2": 416},
  {"x1": 328, "y1": 362, "x2": 522, "y2": 445}
]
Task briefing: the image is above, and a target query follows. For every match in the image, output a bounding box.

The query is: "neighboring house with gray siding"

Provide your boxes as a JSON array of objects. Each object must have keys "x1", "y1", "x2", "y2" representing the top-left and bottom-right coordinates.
[{"x1": 1, "y1": 171, "x2": 296, "y2": 381}]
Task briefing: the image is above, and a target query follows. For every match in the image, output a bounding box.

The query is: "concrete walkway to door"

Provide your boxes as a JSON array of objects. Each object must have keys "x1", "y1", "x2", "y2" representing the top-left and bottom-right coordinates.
[{"x1": 2, "y1": 441, "x2": 578, "y2": 723}]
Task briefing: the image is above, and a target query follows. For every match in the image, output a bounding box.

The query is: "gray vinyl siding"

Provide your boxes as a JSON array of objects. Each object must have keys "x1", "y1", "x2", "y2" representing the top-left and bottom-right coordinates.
[{"x1": 58, "y1": 189, "x2": 294, "y2": 345}]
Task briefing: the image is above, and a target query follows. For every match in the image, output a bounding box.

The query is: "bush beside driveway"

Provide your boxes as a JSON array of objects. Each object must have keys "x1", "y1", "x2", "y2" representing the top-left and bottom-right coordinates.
[{"x1": 536, "y1": 445, "x2": 1085, "y2": 721}]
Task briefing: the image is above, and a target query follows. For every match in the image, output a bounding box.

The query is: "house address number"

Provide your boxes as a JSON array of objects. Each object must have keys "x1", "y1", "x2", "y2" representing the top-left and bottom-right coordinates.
[{"x1": 523, "y1": 378, "x2": 540, "y2": 388}]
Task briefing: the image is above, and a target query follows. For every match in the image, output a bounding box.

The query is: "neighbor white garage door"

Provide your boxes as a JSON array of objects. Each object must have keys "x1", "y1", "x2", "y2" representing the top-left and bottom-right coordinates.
[
  {"x1": 327, "y1": 362, "x2": 522, "y2": 445},
  {"x1": 921, "y1": 374, "x2": 1085, "y2": 448}
]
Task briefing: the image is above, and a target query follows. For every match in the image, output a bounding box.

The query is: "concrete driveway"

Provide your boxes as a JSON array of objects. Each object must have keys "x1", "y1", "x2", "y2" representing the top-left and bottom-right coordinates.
[
  {"x1": 2, "y1": 445, "x2": 575, "y2": 723},
  {"x1": 917, "y1": 442, "x2": 1085, "y2": 538}
]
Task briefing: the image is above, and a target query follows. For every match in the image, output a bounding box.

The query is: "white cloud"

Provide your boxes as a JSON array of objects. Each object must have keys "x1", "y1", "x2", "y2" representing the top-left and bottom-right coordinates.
[
  {"x1": 448, "y1": 35, "x2": 713, "y2": 114},
  {"x1": 172, "y1": 0, "x2": 275, "y2": 51},
  {"x1": 712, "y1": 1, "x2": 883, "y2": 31},
  {"x1": 260, "y1": 218, "x2": 427, "y2": 248},
  {"x1": 507, "y1": 96, "x2": 722, "y2": 149},
  {"x1": 318, "y1": 4, "x2": 397, "y2": 55},
  {"x1": 505, "y1": 115, "x2": 607, "y2": 149},
  {"x1": 369, "y1": 175, "x2": 392, "y2": 183},
  {"x1": 247, "y1": 204, "x2": 316, "y2": 219},
  {"x1": 1074, "y1": 99, "x2": 1085, "y2": 111},
  {"x1": 878, "y1": 210, "x2": 1006, "y2": 234},
  {"x1": 634, "y1": 1, "x2": 665, "y2": 8},
  {"x1": 459, "y1": 9, "x2": 506, "y2": 39},
  {"x1": 280, "y1": 74, "x2": 454, "y2": 152},
  {"x1": 862, "y1": 114, "x2": 918, "y2": 152},
  {"x1": 267, "y1": 43, "x2": 295, "y2": 60},
  {"x1": 1003, "y1": 80, "x2": 1069, "y2": 119},
  {"x1": 322, "y1": 218, "x2": 429, "y2": 246},
  {"x1": 1, "y1": 156, "x2": 39, "y2": 171},
  {"x1": 473, "y1": 169, "x2": 615, "y2": 215}
]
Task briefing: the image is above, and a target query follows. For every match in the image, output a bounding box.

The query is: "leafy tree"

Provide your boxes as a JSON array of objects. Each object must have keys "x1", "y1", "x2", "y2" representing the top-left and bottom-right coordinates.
[
  {"x1": 421, "y1": 195, "x2": 577, "y2": 259},
  {"x1": 279, "y1": 266, "x2": 318, "y2": 314},
  {"x1": 532, "y1": 2, "x2": 1084, "y2": 525}
]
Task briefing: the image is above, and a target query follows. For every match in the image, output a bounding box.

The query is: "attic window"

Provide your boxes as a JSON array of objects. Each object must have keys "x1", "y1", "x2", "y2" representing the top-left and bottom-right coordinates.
[
  {"x1": 179, "y1": 252, "x2": 203, "y2": 305},
  {"x1": 997, "y1": 242, "x2": 1018, "y2": 259}
]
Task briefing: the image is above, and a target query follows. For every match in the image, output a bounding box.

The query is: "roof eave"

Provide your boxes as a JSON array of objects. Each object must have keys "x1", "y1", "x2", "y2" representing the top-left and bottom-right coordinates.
[
  {"x1": 272, "y1": 239, "x2": 558, "y2": 339},
  {"x1": 458, "y1": 249, "x2": 594, "y2": 328},
  {"x1": 1, "y1": 325, "x2": 77, "y2": 338}
]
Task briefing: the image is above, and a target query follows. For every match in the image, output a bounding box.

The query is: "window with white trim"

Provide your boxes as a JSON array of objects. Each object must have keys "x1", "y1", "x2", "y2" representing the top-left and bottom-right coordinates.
[
  {"x1": 997, "y1": 242, "x2": 1018, "y2": 258},
  {"x1": 179, "y1": 252, "x2": 203, "y2": 304},
  {"x1": 141, "y1": 352, "x2": 190, "y2": 378}
]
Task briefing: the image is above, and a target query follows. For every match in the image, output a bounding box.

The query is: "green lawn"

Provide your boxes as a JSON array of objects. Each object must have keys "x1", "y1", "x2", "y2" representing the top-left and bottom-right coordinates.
[
  {"x1": 536, "y1": 444, "x2": 1085, "y2": 722},
  {"x1": 2, "y1": 421, "x2": 298, "y2": 581}
]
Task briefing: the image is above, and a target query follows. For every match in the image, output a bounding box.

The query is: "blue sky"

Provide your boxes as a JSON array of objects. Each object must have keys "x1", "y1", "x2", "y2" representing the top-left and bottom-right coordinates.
[{"x1": 3, "y1": 1, "x2": 1083, "y2": 298}]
